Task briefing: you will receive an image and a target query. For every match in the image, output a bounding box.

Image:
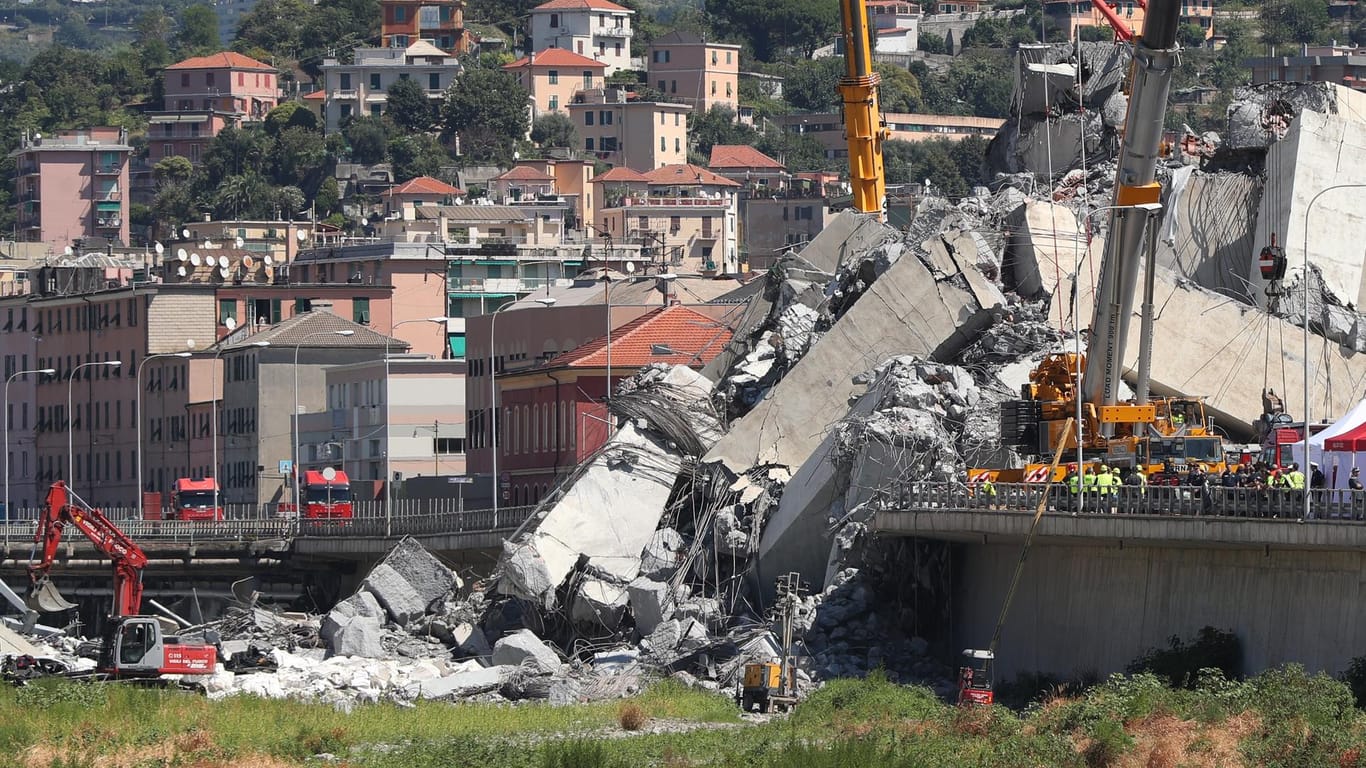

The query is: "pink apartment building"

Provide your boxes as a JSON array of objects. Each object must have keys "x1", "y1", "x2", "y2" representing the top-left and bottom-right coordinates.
[
  {"x1": 12, "y1": 127, "x2": 131, "y2": 248},
  {"x1": 503, "y1": 47, "x2": 607, "y2": 116},
  {"x1": 151, "y1": 52, "x2": 280, "y2": 164},
  {"x1": 646, "y1": 30, "x2": 741, "y2": 112}
]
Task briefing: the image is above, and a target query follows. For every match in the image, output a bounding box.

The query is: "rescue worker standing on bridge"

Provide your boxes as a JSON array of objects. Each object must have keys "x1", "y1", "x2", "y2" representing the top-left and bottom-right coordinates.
[
  {"x1": 1065, "y1": 464, "x2": 1081, "y2": 512},
  {"x1": 1083, "y1": 464, "x2": 1098, "y2": 507},
  {"x1": 1286, "y1": 462, "x2": 1307, "y2": 518},
  {"x1": 1350, "y1": 467, "x2": 1363, "y2": 520},
  {"x1": 980, "y1": 475, "x2": 997, "y2": 509},
  {"x1": 1096, "y1": 464, "x2": 1117, "y2": 513}
]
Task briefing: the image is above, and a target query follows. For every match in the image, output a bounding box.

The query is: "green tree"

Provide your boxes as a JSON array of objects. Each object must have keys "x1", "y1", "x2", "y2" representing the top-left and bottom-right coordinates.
[
  {"x1": 342, "y1": 115, "x2": 392, "y2": 164},
  {"x1": 706, "y1": 0, "x2": 839, "y2": 61},
  {"x1": 784, "y1": 57, "x2": 844, "y2": 112},
  {"x1": 1177, "y1": 22, "x2": 1207, "y2": 49},
  {"x1": 1260, "y1": 0, "x2": 1331, "y2": 46},
  {"x1": 687, "y1": 106, "x2": 757, "y2": 161},
  {"x1": 875, "y1": 63, "x2": 922, "y2": 113},
  {"x1": 530, "y1": 112, "x2": 579, "y2": 149},
  {"x1": 153, "y1": 156, "x2": 195, "y2": 185},
  {"x1": 440, "y1": 62, "x2": 529, "y2": 165},
  {"x1": 919, "y1": 32, "x2": 946, "y2": 54},
  {"x1": 314, "y1": 176, "x2": 341, "y2": 217},
  {"x1": 268, "y1": 126, "x2": 328, "y2": 190},
  {"x1": 214, "y1": 172, "x2": 271, "y2": 218},
  {"x1": 387, "y1": 134, "x2": 448, "y2": 182},
  {"x1": 386, "y1": 77, "x2": 436, "y2": 132},
  {"x1": 176, "y1": 4, "x2": 221, "y2": 54}
]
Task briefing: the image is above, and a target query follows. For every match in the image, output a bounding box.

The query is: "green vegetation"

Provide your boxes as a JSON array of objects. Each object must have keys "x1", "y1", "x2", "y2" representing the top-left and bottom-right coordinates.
[{"x1": 6, "y1": 665, "x2": 1366, "y2": 767}]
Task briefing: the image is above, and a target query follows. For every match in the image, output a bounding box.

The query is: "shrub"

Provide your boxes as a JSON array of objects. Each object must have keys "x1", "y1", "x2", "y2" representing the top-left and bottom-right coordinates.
[
  {"x1": 1126, "y1": 626, "x2": 1242, "y2": 688},
  {"x1": 1083, "y1": 718, "x2": 1133, "y2": 767},
  {"x1": 618, "y1": 702, "x2": 647, "y2": 731},
  {"x1": 544, "y1": 740, "x2": 619, "y2": 768},
  {"x1": 1341, "y1": 654, "x2": 1366, "y2": 708}
]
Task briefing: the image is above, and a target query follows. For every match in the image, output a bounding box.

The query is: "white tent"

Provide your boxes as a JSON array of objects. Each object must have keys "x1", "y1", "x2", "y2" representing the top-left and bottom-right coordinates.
[{"x1": 1289, "y1": 397, "x2": 1366, "y2": 476}]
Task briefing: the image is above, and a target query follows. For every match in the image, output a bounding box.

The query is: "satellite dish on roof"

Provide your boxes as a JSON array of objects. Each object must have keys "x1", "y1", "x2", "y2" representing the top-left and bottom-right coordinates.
[
  {"x1": 176, "y1": 248, "x2": 188, "y2": 262},
  {"x1": 190, "y1": 252, "x2": 201, "y2": 266},
  {"x1": 181, "y1": 228, "x2": 190, "y2": 239},
  {"x1": 235, "y1": 236, "x2": 245, "y2": 249},
  {"x1": 203, "y1": 239, "x2": 212, "y2": 250},
  {"x1": 218, "y1": 265, "x2": 230, "y2": 280},
  {"x1": 154, "y1": 242, "x2": 164, "y2": 255},
  {"x1": 224, "y1": 316, "x2": 237, "y2": 331},
  {"x1": 176, "y1": 265, "x2": 187, "y2": 277},
  {"x1": 205, "y1": 254, "x2": 217, "y2": 267},
  {"x1": 243, "y1": 255, "x2": 255, "y2": 269},
  {"x1": 297, "y1": 230, "x2": 309, "y2": 242},
  {"x1": 321, "y1": 466, "x2": 337, "y2": 481},
  {"x1": 263, "y1": 255, "x2": 274, "y2": 266},
  {"x1": 624, "y1": 261, "x2": 636, "y2": 274}
]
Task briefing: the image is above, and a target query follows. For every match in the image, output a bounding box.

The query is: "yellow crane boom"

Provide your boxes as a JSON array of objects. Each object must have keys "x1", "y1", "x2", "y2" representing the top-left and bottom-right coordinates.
[{"x1": 838, "y1": 0, "x2": 888, "y2": 218}]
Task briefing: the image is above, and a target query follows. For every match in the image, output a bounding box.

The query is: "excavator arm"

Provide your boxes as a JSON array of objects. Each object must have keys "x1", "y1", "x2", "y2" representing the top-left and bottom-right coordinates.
[{"x1": 29, "y1": 481, "x2": 148, "y2": 617}]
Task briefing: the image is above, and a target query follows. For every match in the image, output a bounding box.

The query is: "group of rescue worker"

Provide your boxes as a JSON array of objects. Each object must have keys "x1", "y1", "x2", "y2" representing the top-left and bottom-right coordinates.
[{"x1": 972, "y1": 458, "x2": 1366, "y2": 518}]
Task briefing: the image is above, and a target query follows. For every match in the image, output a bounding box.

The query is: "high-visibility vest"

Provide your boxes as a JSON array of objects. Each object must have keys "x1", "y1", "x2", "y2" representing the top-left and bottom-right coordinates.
[
  {"x1": 1287, "y1": 471, "x2": 1305, "y2": 490},
  {"x1": 1096, "y1": 471, "x2": 1115, "y2": 495},
  {"x1": 981, "y1": 480, "x2": 996, "y2": 497},
  {"x1": 1083, "y1": 472, "x2": 1097, "y2": 489},
  {"x1": 1066, "y1": 474, "x2": 1080, "y2": 495}
]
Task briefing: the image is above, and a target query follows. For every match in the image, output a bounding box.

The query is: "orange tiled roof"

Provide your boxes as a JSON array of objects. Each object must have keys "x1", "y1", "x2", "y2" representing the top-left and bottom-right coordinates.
[
  {"x1": 385, "y1": 176, "x2": 465, "y2": 196},
  {"x1": 503, "y1": 48, "x2": 608, "y2": 69},
  {"x1": 546, "y1": 305, "x2": 733, "y2": 369},
  {"x1": 708, "y1": 144, "x2": 784, "y2": 171},
  {"x1": 494, "y1": 166, "x2": 557, "y2": 182},
  {"x1": 166, "y1": 51, "x2": 275, "y2": 71},
  {"x1": 303, "y1": 90, "x2": 325, "y2": 100},
  {"x1": 533, "y1": 0, "x2": 631, "y2": 11},
  {"x1": 643, "y1": 164, "x2": 741, "y2": 187},
  {"x1": 593, "y1": 167, "x2": 650, "y2": 183}
]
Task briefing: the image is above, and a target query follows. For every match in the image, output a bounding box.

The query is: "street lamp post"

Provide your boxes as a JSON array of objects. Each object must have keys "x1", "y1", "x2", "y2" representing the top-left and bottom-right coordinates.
[
  {"x1": 294, "y1": 330, "x2": 355, "y2": 508},
  {"x1": 68, "y1": 360, "x2": 122, "y2": 497},
  {"x1": 212, "y1": 341, "x2": 268, "y2": 515},
  {"x1": 384, "y1": 316, "x2": 447, "y2": 536},
  {"x1": 1300, "y1": 184, "x2": 1366, "y2": 521},
  {"x1": 4, "y1": 367, "x2": 54, "y2": 548},
  {"x1": 489, "y1": 297, "x2": 556, "y2": 518},
  {"x1": 136, "y1": 353, "x2": 189, "y2": 515}
]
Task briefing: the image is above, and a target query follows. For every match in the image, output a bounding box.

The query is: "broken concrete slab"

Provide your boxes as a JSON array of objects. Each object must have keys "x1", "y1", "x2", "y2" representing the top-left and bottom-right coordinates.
[
  {"x1": 321, "y1": 590, "x2": 385, "y2": 644},
  {"x1": 491, "y1": 629, "x2": 562, "y2": 674},
  {"x1": 1154, "y1": 168, "x2": 1261, "y2": 301},
  {"x1": 706, "y1": 225, "x2": 1000, "y2": 474},
  {"x1": 417, "y1": 665, "x2": 510, "y2": 699},
  {"x1": 627, "y1": 577, "x2": 673, "y2": 634},
  {"x1": 452, "y1": 623, "x2": 493, "y2": 658},
  {"x1": 639, "y1": 528, "x2": 685, "y2": 580},
  {"x1": 1005, "y1": 199, "x2": 1085, "y2": 301},
  {"x1": 499, "y1": 422, "x2": 683, "y2": 608}
]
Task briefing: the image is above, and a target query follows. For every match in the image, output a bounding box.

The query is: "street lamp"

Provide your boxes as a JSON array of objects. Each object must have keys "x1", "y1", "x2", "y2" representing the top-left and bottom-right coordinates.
[
  {"x1": 213, "y1": 341, "x2": 268, "y2": 514},
  {"x1": 489, "y1": 297, "x2": 556, "y2": 518},
  {"x1": 384, "y1": 316, "x2": 447, "y2": 536},
  {"x1": 4, "y1": 367, "x2": 54, "y2": 545},
  {"x1": 294, "y1": 330, "x2": 354, "y2": 508},
  {"x1": 1072, "y1": 202, "x2": 1162, "y2": 509},
  {"x1": 68, "y1": 359, "x2": 122, "y2": 496},
  {"x1": 1300, "y1": 184, "x2": 1366, "y2": 521},
  {"x1": 604, "y1": 274, "x2": 678, "y2": 407},
  {"x1": 136, "y1": 353, "x2": 190, "y2": 514}
]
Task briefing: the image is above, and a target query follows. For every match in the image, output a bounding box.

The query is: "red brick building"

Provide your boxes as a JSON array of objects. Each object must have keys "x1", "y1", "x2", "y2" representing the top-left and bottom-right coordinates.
[
  {"x1": 494, "y1": 304, "x2": 732, "y2": 504},
  {"x1": 380, "y1": 0, "x2": 477, "y2": 53}
]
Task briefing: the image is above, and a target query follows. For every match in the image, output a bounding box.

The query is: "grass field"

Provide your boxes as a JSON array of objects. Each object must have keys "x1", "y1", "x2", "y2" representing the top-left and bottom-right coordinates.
[{"x1": 3, "y1": 666, "x2": 1365, "y2": 767}]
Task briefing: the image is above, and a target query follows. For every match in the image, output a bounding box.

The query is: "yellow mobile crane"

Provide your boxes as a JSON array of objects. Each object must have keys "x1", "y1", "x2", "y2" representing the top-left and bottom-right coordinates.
[{"x1": 838, "y1": 0, "x2": 889, "y2": 219}]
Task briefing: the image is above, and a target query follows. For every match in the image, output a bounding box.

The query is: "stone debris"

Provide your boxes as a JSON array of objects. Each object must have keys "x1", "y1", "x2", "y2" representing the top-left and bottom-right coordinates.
[{"x1": 491, "y1": 629, "x2": 563, "y2": 675}]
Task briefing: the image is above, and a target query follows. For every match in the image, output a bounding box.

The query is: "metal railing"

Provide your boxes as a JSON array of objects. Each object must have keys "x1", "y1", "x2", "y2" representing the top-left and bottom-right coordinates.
[
  {"x1": 885, "y1": 483, "x2": 1366, "y2": 521},
  {"x1": 0, "y1": 503, "x2": 537, "y2": 544}
]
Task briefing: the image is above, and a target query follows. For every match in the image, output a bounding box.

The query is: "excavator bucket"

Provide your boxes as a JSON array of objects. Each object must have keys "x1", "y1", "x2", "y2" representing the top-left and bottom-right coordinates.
[{"x1": 27, "y1": 577, "x2": 77, "y2": 613}]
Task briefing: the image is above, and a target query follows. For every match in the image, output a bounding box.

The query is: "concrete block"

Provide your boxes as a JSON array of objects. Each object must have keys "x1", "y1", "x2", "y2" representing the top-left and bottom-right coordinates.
[
  {"x1": 320, "y1": 590, "x2": 384, "y2": 644},
  {"x1": 363, "y1": 563, "x2": 429, "y2": 625},
  {"x1": 491, "y1": 629, "x2": 562, "y2": 674},
  {"x1": 1005, "y1": 200, "x2": 1084, "y2": 301},
  {"x1": 418, "y1": 665, "x2": 510, "y2": 699},
  {"x1": 329, "y1": 615, "x2": 385, "y2": 659},
  {"x1": 627, "y1": 577, "x2": 673, "y2": 634},
  {"x1": 640, "y1": 527, "x2": 686, "y2": 580},
  {"x1": 452, "y1": 622, "x2": 492, "y2": 658},
  {"x1": 1154, "y1": 168, "x2": 1260, "y2": 301},
  {"x1": 570, "y1": 579, "x2": 629, "y2": 630},
  {"x1": 380, "y1": 537, "x2": 458, "y2": 607}
]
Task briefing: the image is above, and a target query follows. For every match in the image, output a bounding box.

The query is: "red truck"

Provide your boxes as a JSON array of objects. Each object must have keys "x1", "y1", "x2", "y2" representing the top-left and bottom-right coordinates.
[
  {"x1": 170, "y1": 477, "x2": 224, "y2": 521},
  {"x1": 301, "y1": 469, "x2": 353, "y2": 520}
]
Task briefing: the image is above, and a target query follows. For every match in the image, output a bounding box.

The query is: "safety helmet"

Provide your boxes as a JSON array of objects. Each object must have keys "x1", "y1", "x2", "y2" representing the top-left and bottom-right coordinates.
[
  {"x1": 1100, "y1": 465, "x2": 1109, "y2": 472},
  {"x1": 1068, "y1": 464, "x2": 1076, "y2": 471}
]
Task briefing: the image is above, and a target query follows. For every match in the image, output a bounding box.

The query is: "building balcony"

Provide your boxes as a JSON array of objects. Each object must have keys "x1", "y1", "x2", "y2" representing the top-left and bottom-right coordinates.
[
  {"x1": 96, "y1": 216, "x2": 121, "y2": 229},
  {"x1": 96, "y1": 191, "x2": 122, "y2": 202},
  {"x1": 448, "y1": 276, "x2": 561, "y2": 294},
  {"x1": 333, "y1": 89, "x2": 359, "y2": 100},
  {"x1": 94, "y1": 165, "x2": 121, "y2": 176},
  {"x1": 18, "y1": 163, "x2": 38, "y2": 176},
  {"x1": 595, "y1": 24, "x2": 630, "y2": 38},
  {"x1": 620, "y1": 196, "x2": 728, "y2": 209}
]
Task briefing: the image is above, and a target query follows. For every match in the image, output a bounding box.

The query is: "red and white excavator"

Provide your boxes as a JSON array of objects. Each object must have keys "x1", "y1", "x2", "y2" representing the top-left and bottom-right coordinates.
[{"x1": 26, "y1": 481, "x2": 217, "y2": 679}]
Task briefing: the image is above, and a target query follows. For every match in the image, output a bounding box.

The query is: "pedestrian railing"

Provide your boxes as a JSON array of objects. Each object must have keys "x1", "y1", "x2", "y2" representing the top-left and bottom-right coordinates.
[
  {"x1": 0, "y1": 505, "x2": 537, "y2": 546},
  {"x1": 884, "y1": 483, "x2": 1366, "y2": 521}
]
